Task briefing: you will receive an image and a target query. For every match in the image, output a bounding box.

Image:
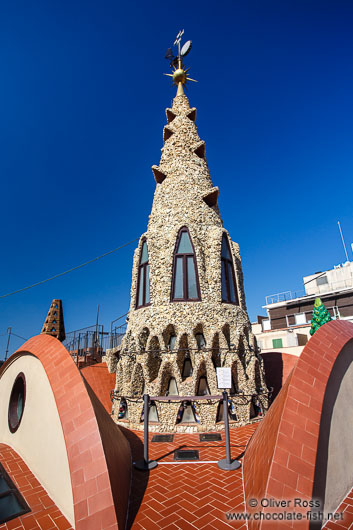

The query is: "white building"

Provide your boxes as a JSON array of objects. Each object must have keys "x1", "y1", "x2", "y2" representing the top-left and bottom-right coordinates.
[{"x1": 253, "y1": 261, "x2": 353, "y2": 356}]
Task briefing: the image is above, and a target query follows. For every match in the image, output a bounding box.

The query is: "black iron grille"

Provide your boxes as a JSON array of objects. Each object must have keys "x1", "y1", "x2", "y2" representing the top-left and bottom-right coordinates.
[
  {"x1": 174, "y1": 450, "x2": 199, "y2": 461},
  {"x1": 199, "y1": 433, "x2": 222, "y2": 442},
  {"x1": 151, "y1": 434, "x2": 174, "y2": 443}
]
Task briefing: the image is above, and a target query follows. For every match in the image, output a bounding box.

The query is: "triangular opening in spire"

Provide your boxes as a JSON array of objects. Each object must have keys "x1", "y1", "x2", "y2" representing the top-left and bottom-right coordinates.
[
  {"x1": 202, "y1": 187, "x2": 219, "y2": 207},
  {"x1": 163, "y1": 126, "x2": 174, "y2": 142},
  {"x1": 194, "y1": 141, "x2": 205, "y2": 159},
  {"x1": 186, "y1": 108, "x2": 196, "y2": 122},
  {"x1": 166, "y1": 109, "x2": 176, "y2": 123},
  {"x1": 152, "y1": 166, "x2": 166, "y2": 184}
]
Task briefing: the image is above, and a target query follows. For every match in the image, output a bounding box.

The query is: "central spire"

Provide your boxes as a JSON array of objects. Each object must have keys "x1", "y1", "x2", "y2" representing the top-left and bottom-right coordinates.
[
  {"x1": 164, "y1": 30, "x2": 197, "y2": 96},
  {"x1": 105, "y1": 36, "x2": 269, "y2": 433}
]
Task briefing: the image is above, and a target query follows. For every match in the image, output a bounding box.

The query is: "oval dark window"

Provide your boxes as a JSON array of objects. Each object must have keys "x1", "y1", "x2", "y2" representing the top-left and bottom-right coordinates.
[{"x1": 8, "y1": 373, "x2": 26, "y2": 433}]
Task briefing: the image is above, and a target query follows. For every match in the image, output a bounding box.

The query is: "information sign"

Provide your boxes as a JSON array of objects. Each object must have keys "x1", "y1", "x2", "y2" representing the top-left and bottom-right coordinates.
[{"x1": 216, "y1": 367, "x2": 232, "y2": 389}]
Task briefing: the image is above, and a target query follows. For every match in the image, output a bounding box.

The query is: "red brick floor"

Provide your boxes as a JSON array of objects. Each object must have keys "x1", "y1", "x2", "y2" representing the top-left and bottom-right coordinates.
[
  {"x1": 322, "y1": 486, "x2": 353, "y2": 529},
  {"x1": 120, "y1": 422, "x2": 259, "y2": 529},
  {"x1": 0, "y1": 444, "x2": 72, "y2": 530}
]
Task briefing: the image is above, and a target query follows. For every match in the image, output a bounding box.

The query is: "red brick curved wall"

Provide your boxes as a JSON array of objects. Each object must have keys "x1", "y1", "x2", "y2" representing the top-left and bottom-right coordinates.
[
  {"x1": 81, "y1": 363, "x2": 116, "y2": 414},
  {"x1": 243, "y1": 370, "x2": 293, "y2": 512},
  {"x1": 12, "y1": 334, "x2": 131, "y2": 530},
  {"x1": 243, "y1": 320, "x2": 353, "y2": 529},
  {"x1": 261, "y1": 351, "x2": 298, "y2": 401}
]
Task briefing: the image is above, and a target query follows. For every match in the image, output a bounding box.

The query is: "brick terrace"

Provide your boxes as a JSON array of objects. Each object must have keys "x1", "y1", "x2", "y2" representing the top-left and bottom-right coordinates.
[
  {"x1": 323, "y1": 487, "x2": 353, "y2": 530},
  {"x1": 0, "y1": 444, "x2": 72, "y2": 530},
  {"x1": 121, "y1": 422, "x2": 259, "y2": 530}
]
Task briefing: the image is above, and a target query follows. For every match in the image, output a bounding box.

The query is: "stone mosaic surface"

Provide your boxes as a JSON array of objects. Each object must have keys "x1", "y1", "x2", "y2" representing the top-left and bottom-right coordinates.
[{"x1": 105, "y1": 92, "x2": 268, "y2": 432}]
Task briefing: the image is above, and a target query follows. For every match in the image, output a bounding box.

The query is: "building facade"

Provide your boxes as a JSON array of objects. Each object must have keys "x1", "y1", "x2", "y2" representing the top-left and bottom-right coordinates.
[{"x1": 253, "y1": 260, "x2": 353, "y2": 356}]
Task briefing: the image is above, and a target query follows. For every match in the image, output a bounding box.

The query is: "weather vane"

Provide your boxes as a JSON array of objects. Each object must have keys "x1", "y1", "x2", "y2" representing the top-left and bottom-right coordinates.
[{"x1": 164, "y1": 30, "x2": 197, "y2": 94}]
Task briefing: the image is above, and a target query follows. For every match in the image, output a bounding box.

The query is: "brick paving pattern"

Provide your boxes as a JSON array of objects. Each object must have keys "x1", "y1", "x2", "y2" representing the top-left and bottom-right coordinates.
[
  {"x1": 322, "y1": 487, "x2": 353, "y2": 529},
  {"x1": 0, "y1": 444, "x2": 72, "y2": 530},
  {"x1": 122, "y1": 423, "x2": 259, "y2": 529}
]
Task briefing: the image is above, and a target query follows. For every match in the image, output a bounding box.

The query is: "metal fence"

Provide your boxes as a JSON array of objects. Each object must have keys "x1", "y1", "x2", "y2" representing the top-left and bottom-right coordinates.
[
  {"x1": 107, "y1": 323, "x2": 127, "y2": 350},
  {"x1": 63, "y1": 321, "x2": 127, "y2": 362},
  {"x1": 265, "y1": 290, "x2": 305, "y2": 305}
]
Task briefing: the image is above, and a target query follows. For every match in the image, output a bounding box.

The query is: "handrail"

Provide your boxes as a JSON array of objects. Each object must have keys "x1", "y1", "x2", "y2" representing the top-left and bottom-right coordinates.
[
  {"x1": 132, "y1": 393, "x2": 248, "y2": 472},
  {"x1": 149, "y1": 394, "x2": 222, "y2": 401},
  {"x1": 111, "y1": 389, "x2": 272, "y2": 399},
  {"x1": 110, "y1": 387, "x2": 273, "y2": 403},
  {"x1": 115, "y1": 346, "x2": 257, "y2": 356}
]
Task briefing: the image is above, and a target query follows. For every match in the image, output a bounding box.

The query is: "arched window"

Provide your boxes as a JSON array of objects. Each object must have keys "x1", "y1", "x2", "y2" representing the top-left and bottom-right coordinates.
[
  {"x1": 136, "y1": 239, "x2": 150, "y2": 308},
  {"x1": 172, "y1": 227, "x2": 201, "y2": 301},
  {"x1": 221, "y1": 234, "x2": 239, "y2": 305}
]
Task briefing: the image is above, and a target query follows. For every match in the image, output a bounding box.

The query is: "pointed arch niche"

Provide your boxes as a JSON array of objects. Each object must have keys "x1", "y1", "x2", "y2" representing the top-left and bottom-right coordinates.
[
  {"x1": 136, "y1": 239, "x2": 151, "y2": 309},
  {"x1": 177, "y1": 402, "x2": 198, "y2": 424},
  {"x1": 180, "y1": 334, "x2": 193, "y2": 378},
  {"x1": 166, "y1": 377, "x2": 179, "y2": 395},
  {"x1": 250, "y1": 397, "x2": 262, "y2": 419},
  {"x1": 171, "y1": 227, "x2": 201, "y2": 302},
  {"x1": 216, "y1": 401, "x2": 237, "y2": 422},
  {"x1": 221, "y1": 234, "x2": 239, "y2": 305},
  {"x1": 197, "y1": 376, "x2": 210, "y2": 396}
]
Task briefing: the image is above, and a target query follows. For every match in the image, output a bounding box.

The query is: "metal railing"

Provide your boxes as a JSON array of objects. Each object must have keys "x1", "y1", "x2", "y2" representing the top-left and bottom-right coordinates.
[
  {"x1": 108, "y1": 323, "x2": 127, "y2": 350},
  {"x1": 63, "y1": 311, "x2": 128, "y2": 363},
  {"x1": 265, "y1": 290, "x2": 305, "y2": 305},
  {"x1": 125, "y1": 390, "x2": 271, "y2": 471},
  {"x1": 133, "y1": 393, "x2": 241, "y2": 471},
  {"x1": 109, "y1": 313, "x2": 128, "y2": 349},
  {"x1": 266, "y1": 277, "x2": 353, "y2": 305},
  {"x1": 110, "y1": 388, "x2": 272, "y2": 405},
  {"x1": 63, "y1": 322, "x2": 126, "y2": 364},
  {"x1": 63, "y1": 328, "x2": 104, "y2": 365},
  {"x1": 115, "y1": 345, "x2": 257, "y2": 360}
]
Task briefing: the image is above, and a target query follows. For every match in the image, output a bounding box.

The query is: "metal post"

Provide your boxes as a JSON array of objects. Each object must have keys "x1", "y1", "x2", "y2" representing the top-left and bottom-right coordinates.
[
  {"x1": 72, "y1": 332, "x2": 76, "y2": 359},
  {"x1": 134, "y1": 394, "x2": 158, "y2": 471},
  {"x1": 338, "y1": 221, "x2": 349, "y2": 262},
  {"x1": 95, "y1": 304, "x2": 100, "y2": 353},
  {"x1": 84, "y1": 333, "x2": 88, "y2": 363},
  {"x1": 218, "y1": 391, "x2": 241, "y2": 471},
  {"x1": 4, "y1": 327, "x2": 11, "y2": 361},
  {"x1": 110, "y1": 321, "x2": 113, "y2": 349},
  {"x1": 76, "y1": 333, "x2": 80, "y2": 367}
]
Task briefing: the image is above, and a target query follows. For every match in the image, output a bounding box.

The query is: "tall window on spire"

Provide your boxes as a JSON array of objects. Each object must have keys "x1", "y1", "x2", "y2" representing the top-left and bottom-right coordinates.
[
  {"x1": 172, "y1": 227, "x2": 201, "y2": 302},
  {"x1": 221, "y1": 234, "x2": 239, "y2": 305},
  {"x1": 136, "y1": 239, "x2": 150, "y2": 308}
]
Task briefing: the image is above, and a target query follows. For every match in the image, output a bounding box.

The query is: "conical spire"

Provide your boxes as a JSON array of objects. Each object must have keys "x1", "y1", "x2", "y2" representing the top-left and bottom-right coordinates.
[
  {"x1": 41, "y1": 299, "x2": 65, "y2": 342},
  {"x1": 105, "y1": 36, "x2": 269, "y2": 433},
  {"x1": 149, "y1": 91, "x2": 221, "y2": 233}
]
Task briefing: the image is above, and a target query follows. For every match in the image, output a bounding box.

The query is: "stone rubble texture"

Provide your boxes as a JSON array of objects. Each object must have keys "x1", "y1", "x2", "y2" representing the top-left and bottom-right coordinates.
[{"x1": 105, "y1": 92, "x2": 268, "y2": 432}]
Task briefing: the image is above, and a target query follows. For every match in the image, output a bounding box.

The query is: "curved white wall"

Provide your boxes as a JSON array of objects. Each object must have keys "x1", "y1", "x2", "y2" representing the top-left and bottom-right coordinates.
[{"x1": 0, "y1": 354, "x2": 74, "y2": 526}]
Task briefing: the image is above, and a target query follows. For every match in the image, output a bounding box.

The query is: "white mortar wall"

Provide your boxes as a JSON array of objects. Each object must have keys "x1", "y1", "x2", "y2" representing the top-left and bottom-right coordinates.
[{"x1": 0, "y1": 354, "x2": 74, "y2": 526}]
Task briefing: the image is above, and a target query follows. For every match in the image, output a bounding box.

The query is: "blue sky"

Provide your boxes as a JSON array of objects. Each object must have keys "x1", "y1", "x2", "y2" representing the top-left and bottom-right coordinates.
[{"x1": 1, "y1": 0, "x2": 353, "y2": 358}]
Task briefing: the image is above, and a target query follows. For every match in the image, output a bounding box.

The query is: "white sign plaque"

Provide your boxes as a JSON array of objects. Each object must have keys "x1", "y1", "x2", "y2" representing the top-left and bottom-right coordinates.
[{"x1": 216, "y1": 367, "x2": 232, "y2": 389}]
